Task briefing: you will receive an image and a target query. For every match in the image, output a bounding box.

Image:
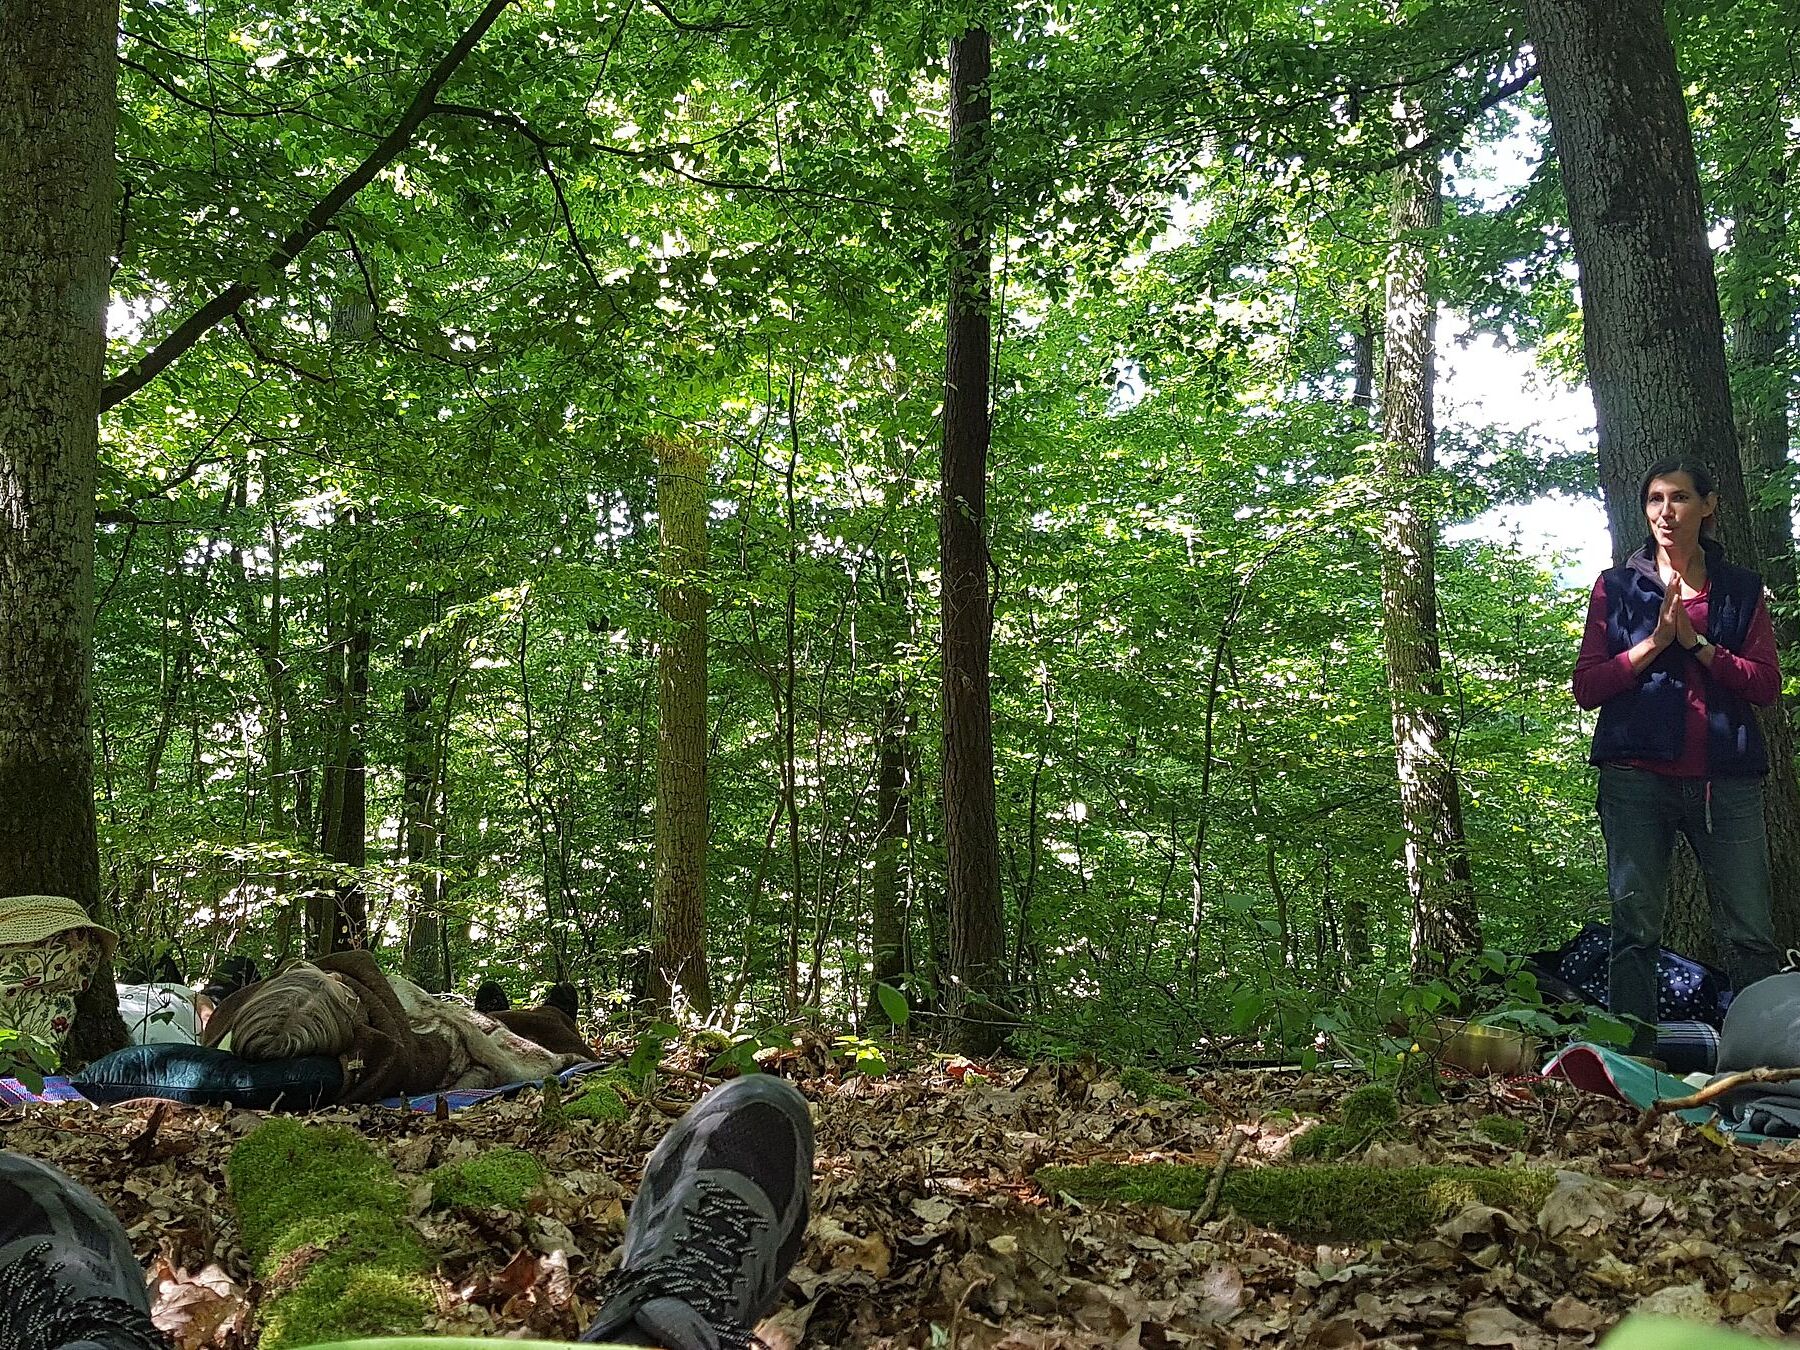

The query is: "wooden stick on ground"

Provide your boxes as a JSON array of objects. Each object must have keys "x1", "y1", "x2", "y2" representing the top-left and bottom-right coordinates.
[
  {"x1": 1633, "y1": 1065, "x2": 1800, "y2": 1141},
  {"x1": 1195, "y1": 1127, "x2": 1252, "y2": 1222}
]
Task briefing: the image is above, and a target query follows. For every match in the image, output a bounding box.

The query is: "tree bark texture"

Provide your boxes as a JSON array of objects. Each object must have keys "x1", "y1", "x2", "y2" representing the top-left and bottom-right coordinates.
[
  {"x1": 1524, "y1": 0, "x2": 1751, "y2": 560},
  {"x1": 0, "y1": 0, "x2": 129, "y2": 1062},
  {"x1": 1526, "y1": 0, "x2": 1800, "y2": 950},
  {"x1": 651, "y1": 436, "x2": 713, "y2": 1016},
  {"x1": 941, "y1": 26, "x2": 1008, "y2": 1055},
  {"x1": 1377, "y1": 130, "x2": 1482, "y2": 974}
]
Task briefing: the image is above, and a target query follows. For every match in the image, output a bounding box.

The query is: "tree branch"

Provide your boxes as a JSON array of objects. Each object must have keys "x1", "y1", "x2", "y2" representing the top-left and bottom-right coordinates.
[
  {"x1": 100, "y1": 0, "x2": 517, "y2": 412},
  {"x1": 430, "y1": 102, "x2": 607, "y2": 294}
]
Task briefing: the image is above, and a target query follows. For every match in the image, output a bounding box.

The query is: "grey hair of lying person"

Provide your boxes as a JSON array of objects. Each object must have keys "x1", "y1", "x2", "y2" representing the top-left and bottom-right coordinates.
[{"x1": 230, "y1": 963, "x2": 361, "y2": 1061}]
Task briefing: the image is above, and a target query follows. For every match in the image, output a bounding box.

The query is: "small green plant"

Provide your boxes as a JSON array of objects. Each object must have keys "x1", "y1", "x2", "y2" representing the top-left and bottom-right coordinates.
[
  {"x1": 623, "y1": 1021, "x2": 679, "y2": 1094},
  {"x1": 0, "y1": 1024, "x2": 57, "y2": 1093},
  {"x1": 834, "y1": 1033, "x2": 891, "y2": 1077}
]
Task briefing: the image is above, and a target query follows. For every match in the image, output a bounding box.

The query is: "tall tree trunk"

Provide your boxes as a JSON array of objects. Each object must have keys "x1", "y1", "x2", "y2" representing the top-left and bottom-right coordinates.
[
  {"x1": 651, "y1": 436, "x2": 713, "y2": 1016},
  {"x1": 314, "y1": 511, "x2": 369, "y2": 953},
  {"x1": 941, "y1": 26, "x2": 1007, "y2": 1055},
  {"x1": 1728, "y1": 168, "x2": 1796, "y2": 653},
  {"x1": 1525, "y1": 0, "x2": 1800, "y2": 950},
  {"x1": 399, "y1": 628, "x2": 444, "y2": 989},
  {"x1": 1724, "y1": 166, "x2": 1800, "y2": 954},
  {"x1": 1377, "y1": 116, "x2": 1482, "y2": 973},
  {"x1": 0, "y1": 0, "x2": 128, "y2": 1062},
  {"x1": 865, "y1": 680, "x2": 914, "y2": 1028}
]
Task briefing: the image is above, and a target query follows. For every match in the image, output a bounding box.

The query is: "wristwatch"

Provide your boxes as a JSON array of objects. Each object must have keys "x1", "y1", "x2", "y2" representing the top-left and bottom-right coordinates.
[{"x1": 1685, "y1": 635, "x2": 1712, "y2": 655}]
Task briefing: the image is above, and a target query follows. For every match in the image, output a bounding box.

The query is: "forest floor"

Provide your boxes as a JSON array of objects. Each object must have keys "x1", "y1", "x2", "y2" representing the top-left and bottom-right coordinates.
[{"x1": 2, "y1": 1043, "x2": 1796, "y2": 1349}]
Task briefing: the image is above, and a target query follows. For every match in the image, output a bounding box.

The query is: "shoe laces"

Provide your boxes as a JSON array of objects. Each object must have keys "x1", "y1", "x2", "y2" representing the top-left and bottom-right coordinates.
[
  {"x1": 0, "y1": 1244, "x2": 169, "y2": 1350},
  {"x1": 595, "y1": 1178, "x2": 773, "y2": 1350}
]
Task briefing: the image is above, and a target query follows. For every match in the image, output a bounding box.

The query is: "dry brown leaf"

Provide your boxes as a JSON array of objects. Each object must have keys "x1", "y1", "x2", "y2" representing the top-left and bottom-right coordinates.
[{"x1": 1463, "y1": 1303, "x2": 1552, "y2": 1348}]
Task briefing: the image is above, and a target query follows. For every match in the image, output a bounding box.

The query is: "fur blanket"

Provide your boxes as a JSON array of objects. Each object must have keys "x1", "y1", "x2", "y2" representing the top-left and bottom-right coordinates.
[{"x1": 205, "y1": 951, "x2": 580, "y2": 1102}]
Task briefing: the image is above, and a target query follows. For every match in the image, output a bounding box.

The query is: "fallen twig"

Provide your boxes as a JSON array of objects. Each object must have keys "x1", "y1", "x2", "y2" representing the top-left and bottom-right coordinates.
[
  {"x1": 1195, "y1": 1127, "x2": 1251, "y2": 1222},
  {"x1": 1633, "y1": 1065, "x2": 1800, "y2": 1141}
]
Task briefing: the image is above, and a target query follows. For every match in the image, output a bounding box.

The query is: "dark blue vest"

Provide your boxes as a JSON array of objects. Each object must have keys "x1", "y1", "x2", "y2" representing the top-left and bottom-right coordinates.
[{"x1": 1589, "y1": 538, "x2": 1767, "y2": 775}]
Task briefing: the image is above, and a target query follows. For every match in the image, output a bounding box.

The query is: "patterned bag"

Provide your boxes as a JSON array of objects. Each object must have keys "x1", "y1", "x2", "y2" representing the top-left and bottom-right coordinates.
[{"x1": 1554, "y1": 920, "x2": 1729, "y2": 1025}]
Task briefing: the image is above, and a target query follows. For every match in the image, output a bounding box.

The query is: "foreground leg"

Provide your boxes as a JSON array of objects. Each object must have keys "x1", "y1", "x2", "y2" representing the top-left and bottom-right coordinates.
[
  {"x1": 1599, "y1": 766, "x2": 1680, "y2": 1056},
  {"x1": 0, "y1": 1152, "x2": 167, "y2": 1350},
  {"x1": 580, "y1": 1074, "x2": 813, "y2": 1350},
  {"x1": 1684, "y1": 777, "x2": 1783, "y2": 997}
]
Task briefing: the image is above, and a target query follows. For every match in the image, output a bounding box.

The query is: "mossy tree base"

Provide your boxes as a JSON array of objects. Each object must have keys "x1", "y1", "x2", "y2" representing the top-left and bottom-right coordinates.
[{"x1": 1037, "y1": 1161, "x2": 1555, "y2": 1242}]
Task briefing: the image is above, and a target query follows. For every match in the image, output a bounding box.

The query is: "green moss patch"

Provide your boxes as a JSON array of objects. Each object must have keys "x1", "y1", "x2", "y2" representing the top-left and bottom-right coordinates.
[
  {"x1": 1037, "y1": 1161, "x2": 1555, "y2": 1241},
  {"x1": 1289, "y1": 1083, "x2": 1402, "y2": 1161},
  {"x1": 566, "y1": 1080, "x2": 628, "y2": 1122},
  {"x1": 428, "y1": 1148, "x2": 545, "y2": 1210},
  {"x1": 1473, "y1": 1114, "x2": 1529, "y2": 1148},
  {"x1": 228, "y1": 1119, "x2": 435, "y2": 1350},
  {"x1": 1119, "y1": 1067, "x2": 1202, "y2": 1104}
]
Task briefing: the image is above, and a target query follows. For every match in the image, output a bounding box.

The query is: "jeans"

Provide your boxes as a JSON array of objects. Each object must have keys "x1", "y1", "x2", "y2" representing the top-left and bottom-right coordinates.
[{"x1": 1598, "y1": 766, "x2": 1783, "y2": 1056}]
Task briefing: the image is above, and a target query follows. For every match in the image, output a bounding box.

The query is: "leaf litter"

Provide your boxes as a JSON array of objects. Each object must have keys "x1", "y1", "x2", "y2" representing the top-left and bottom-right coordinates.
[{"x1": 2, "y1": 1053, "x2": 1797, "y2": 1347}]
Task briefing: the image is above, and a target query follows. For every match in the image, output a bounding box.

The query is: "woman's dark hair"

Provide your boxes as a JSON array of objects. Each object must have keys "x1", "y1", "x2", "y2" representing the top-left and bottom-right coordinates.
[{"x1": 1638, "y1": 457, "x2": 1718, "y2": 537}]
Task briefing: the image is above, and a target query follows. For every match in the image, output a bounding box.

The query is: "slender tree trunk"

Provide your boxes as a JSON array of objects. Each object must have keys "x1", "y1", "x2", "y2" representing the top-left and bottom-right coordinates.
[
  {"x1": 1377, "y1": 116, "x2": 1482, "y2": 974},
  {"x1": 314, "y1": 511, "x2": 369, "y2": 953},
  {"x1": 866, "y1": 682, "x2": 914, "y2": 1028},
  {"x1": 941, "y1": 26, "x2": 1007, "y2": 1056},
  {"x1": 651, "y1": 436, "x2": 713, "y2": 1016},
  {"x1": 1728, "y1": 169, "x2": 1796, "y2": 653},
  {"x1": 0, "y1": 0, "x2": 128, "y2": 1062},
  {"x1": 1725, "y1": 168, "x2": 1800, "y2": 954},
  {"x1": 400, "y1": 629, "x2": 444, "y2": 988},
  {"x1": 1526, "y1": 0, "x2": 1800, "y2": 948}
]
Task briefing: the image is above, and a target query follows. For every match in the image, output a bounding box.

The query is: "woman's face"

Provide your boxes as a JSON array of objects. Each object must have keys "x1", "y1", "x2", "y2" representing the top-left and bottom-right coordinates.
[{"x1": 1643, "y1": 472, "x2": 1716, "y2": 552}]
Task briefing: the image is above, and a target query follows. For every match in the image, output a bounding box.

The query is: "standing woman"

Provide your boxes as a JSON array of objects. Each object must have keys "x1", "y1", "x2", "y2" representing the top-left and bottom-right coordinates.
[{"x1": 1573, "y1": 458, "x2": 1784, "y2": 1056}]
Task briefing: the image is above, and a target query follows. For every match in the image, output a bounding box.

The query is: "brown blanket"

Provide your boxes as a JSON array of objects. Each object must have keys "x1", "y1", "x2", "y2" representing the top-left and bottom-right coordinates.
[{"x1": 493, "y1": 1006, "x2": 591, "y2": 1059}]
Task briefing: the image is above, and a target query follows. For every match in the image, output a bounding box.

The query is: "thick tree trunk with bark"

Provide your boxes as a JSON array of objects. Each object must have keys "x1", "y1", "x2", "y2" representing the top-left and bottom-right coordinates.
[
  {"x1": 651, "y1": 436, "x2": 713, "y2": 1016},
  {"x1": 941, "y1": 26, "x2": 1008, "y2": 1055},
  {"x1": 1377, "y1": 124, "x2": 1482, "y2": 973},
  {"x1": 1526, "y1": 0, "x2": 1800, "y2": 951},
  {"x1": 0, "y1": 0, "x2": 128, "y2": 1062}
]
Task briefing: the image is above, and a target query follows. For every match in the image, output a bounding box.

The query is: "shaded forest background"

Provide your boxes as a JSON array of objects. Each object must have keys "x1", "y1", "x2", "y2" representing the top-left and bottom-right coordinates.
[{"x1": 7, "y1": 0, "x2": 1799, "y2": 1065}]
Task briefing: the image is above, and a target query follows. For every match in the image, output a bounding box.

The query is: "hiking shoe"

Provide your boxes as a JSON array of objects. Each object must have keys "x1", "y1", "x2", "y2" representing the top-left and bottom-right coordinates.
[
  {"x1": 580, "y1": 1073, "x2": 813, "y2": 1350},
  {"x1": 0, "y1": 1151, "x2": 167, "y2": 1350}
]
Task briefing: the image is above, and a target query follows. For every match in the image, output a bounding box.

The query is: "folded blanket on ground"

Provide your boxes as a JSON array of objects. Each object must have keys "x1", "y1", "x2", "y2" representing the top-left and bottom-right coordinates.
[
  {"x1": 1543, "y1": 1042, "x2": 1790, "y2": 1143},
  {"x1": 491, "y1": 1005, "x2": 590, "y2": 1058},
  {"x1": 1708, "y1": 971, "x2": 1800, "y2": 1137}
]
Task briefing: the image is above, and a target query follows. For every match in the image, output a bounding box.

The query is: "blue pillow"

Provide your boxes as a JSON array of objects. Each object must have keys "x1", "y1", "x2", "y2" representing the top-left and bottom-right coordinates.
[{"x1": 71, "y1": 1044, "x2": 342, "y2": 1109}]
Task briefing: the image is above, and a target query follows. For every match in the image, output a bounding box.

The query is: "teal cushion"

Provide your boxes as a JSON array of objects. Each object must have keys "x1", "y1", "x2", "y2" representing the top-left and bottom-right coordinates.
[{"x1": 71, "y1": 1044, "x2": 341, "y2": 1109}]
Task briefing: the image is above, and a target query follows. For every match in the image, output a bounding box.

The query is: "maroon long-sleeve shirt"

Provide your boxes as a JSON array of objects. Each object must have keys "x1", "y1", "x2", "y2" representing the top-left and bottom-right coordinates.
[{"x1": 1572, "y1": 577, "x2": 1780, "y2": 777}]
